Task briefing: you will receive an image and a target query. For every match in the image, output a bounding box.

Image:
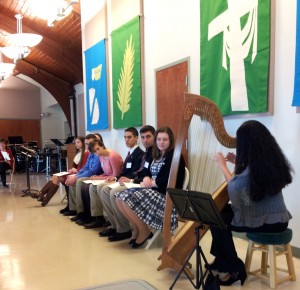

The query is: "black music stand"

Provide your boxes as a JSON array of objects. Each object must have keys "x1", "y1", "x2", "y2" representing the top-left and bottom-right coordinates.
[
  {"x1": 167, "y1": 188, "x2": 226, "y2": 290},
  {"x1": 65, "y1": 136, "x2": 74, "y2": 144},
  {"x1": 50, "y1": 139, "x2": 65, "y2": 172},
  {"x1": 20, "y1": 146, "x2": 39, "y2": 197}
]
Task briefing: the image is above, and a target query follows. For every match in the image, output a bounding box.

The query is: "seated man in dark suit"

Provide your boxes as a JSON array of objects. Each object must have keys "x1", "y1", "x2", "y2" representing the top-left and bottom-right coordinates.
[{"x1": 99, "y1": 125, "x2": 155, "y2": 242}]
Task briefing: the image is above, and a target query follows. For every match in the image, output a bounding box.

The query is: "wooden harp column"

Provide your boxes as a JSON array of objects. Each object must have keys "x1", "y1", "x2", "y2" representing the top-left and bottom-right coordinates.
[{"x1": 158, "y1": 93, "x2": 236, "y2": 276}]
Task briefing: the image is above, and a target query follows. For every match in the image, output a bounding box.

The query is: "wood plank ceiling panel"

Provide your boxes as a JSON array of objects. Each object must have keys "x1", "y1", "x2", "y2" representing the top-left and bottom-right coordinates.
[{"x1": 0, "y1": 0, "x2": 83, "y2": 125}]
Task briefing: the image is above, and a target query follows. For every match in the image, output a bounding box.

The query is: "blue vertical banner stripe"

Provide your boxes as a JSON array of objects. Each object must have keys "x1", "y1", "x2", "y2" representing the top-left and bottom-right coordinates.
[
  {"x1": 293, "y1": 1, "x2": 300, "y2": 106},
  {"x1": 84, "y1": 39, "x2": 109, "y2": 131}
]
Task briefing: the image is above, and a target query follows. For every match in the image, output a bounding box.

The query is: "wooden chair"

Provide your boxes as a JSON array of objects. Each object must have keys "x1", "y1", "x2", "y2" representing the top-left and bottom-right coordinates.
[
  {"x1": 145, "y1": 167, "x2": 190, "y2": 251},
  {"x1": 245, "y1": 229, "x2": 296, "y2": 288}
]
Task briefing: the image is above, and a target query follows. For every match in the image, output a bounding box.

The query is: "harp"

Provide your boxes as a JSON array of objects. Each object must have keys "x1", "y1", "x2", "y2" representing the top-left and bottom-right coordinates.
[{"x1": 158, "y1": 93, "x2": 236, "y2": 277}]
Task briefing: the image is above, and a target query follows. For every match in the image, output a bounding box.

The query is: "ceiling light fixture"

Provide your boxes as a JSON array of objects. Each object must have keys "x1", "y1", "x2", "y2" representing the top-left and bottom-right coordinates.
[
  {"x1": 27, "y1": 0, "x2": 79, "y2": 27},
  {"x1": 48, "y1": 0, "x2": 79, "y2": 27},
  {"x1": 1, "y1": 14, "x2": 42, "y2": 63}
]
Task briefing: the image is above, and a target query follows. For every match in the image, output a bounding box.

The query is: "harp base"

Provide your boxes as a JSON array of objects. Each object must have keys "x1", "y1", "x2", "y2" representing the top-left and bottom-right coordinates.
[{"x1": 157, "y1": 252, "x2": 194, "y2": 280}]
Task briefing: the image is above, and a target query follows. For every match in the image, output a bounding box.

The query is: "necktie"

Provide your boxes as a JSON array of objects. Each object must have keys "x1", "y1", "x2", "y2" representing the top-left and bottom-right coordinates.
[{"x1": 124, "y1": 151, "x2": 130, "y2": 163}]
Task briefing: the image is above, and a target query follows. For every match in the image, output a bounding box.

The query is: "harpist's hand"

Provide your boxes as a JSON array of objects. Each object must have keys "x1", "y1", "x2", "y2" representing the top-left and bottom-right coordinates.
[
  {"x1": 226, "y1": 152, "x2": 236, "y2": 164},
  {"x1": 213, "y1": 152, "x2": 232, "y2": 182},
  {"x1": 213, "y1": 152, "x2": 226, "y2": 168}
]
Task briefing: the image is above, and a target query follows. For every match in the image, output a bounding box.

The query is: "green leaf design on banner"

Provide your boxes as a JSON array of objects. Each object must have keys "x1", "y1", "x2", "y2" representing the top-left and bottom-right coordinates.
[
  {"x1": 117, "y1": 35, "x2": 134, "y2": 120},
  {"x1": 112, "y1": 16, "x2": 142, "y2": 129}
]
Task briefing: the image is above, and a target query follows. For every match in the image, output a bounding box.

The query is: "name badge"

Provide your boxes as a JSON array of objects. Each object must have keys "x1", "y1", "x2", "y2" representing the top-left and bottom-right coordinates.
[
  {"x1": 126, "y1": 162, "x2": 132, "y2": 168},
  {"x1": 144, "y1": 161, "x2": 149, "y2": 168}
]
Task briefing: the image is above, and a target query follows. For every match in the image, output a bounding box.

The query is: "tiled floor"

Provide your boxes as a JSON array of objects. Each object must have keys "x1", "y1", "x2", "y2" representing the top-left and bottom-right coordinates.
[{"x1": 0, "y1": 173, "x2": 299, "y2": 290}]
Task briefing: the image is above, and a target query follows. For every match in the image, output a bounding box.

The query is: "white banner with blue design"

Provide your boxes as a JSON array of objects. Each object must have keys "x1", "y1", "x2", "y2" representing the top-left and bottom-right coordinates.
[
  {"x1": 84, "y1": 39, "x2": 109, "y2": 130},
  {"x1": 293, "y1": 1, "x2": 300, "y2": 106}
]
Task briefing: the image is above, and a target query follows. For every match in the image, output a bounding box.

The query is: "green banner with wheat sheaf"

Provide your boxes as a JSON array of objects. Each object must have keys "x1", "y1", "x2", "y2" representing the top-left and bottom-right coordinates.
[{"x1": 111, "y1": 16, "x2": 142, "y2": 129}]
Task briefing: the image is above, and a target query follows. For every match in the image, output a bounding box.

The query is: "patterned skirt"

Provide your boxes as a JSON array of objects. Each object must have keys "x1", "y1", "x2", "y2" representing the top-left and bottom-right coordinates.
[{"x1": 115, "y1": 188, "x2": 178, "y2": 231}]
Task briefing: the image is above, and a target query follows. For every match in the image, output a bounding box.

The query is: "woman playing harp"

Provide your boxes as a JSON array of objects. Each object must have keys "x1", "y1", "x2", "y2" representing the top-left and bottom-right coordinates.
[{"x1": 210, "y1": 120, "x2": 292, "y2": 286}]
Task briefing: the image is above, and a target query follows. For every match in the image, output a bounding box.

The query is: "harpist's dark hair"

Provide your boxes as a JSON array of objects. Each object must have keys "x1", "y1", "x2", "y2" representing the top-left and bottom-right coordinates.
[
  {"x1": 235, "y1": 120, "x2": 293, "y2": 202},
  {"x1": 152, "y1": 127, "x2": 175, "y2": 160}
]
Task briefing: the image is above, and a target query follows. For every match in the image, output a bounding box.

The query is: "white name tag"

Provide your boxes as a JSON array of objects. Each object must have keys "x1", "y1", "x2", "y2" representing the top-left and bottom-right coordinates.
[
  {"x1": 126, "y1": 162, "x2": 132, "y2": 168},
  {"x1": 144, "y1": 162, "x2": 149, "y2": 168}
]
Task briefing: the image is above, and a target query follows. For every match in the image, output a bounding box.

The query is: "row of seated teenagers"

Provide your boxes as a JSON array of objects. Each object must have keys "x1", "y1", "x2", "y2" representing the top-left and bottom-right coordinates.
[
  {"x1": 66, "y1": 126, "x2": 185, "y2": 247},
  {"x1": 29, "y1": 134, "x2": 102, "y2": 205},
  {"x1": 31, "y1": 125, "x2": 186, "y2": 248}
]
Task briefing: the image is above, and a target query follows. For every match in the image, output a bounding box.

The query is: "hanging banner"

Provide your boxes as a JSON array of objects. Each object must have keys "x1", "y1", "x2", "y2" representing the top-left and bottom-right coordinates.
[
  {"x1": 111, "y1": 16, "x2": 142, "y2": 129},
  {"x1": 200, "y1": 0, "x2": 270, "y2": 115},
  {"x1": 292, "y1": 0, "x2": 300, "y2": 106},
  {"x1": 84, "y1": 39, "x2": 109, "y2": 131}
]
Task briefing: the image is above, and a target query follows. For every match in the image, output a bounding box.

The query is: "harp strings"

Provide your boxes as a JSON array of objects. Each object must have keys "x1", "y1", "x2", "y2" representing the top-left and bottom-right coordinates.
[{"x1": 188, "y1": 114, "x2": 234, "y2": 194}]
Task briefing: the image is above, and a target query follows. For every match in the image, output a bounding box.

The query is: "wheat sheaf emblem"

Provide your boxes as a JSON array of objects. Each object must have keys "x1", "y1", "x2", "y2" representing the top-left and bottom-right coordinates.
[{"x1": 117, "y1": 34, "x2": 135, "y2": 120}]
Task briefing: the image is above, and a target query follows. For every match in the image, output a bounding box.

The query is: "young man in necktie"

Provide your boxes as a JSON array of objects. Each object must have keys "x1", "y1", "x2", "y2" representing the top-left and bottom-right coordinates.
[{"x1": 97, "y1": 126, "x2": 155, "y2": 242}]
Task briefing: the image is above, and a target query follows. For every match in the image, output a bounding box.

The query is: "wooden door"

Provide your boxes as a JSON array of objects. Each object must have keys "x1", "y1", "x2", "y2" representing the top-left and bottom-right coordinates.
[{"x1": 156, "y1": 60, "x2": 189, "y2": 164}]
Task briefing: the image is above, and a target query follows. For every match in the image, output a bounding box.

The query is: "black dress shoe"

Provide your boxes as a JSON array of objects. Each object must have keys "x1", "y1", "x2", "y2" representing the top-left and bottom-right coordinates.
[
  {"x1": 99, "y1": 228, "x2": 116, "y2": 237},
  {"x1": 84, "y1": 217, "x2": 107, "y2": 229},
  {"x1": 63, "y1": 210, "x2": 77, "y2": 216},
  {"x1": 218, "y1": 271, "x2": 247, "y2": 286},
  {"x1": 132, "y1": 232, "x2": 153, "y2": 249},
  {"x1": 102, "y1": 220, "x2": 111, "y2": 227},
  {"x1": 59, "y1": 206, "x2": 69, "y2": 214},
  {"x1": 70, "y1": 213, "x2": 86, "y2": 222},
  {"x1": 108, "y1": 231, "x2": 132, "y2": 242},
  {"x1": 2, "y1": 184, "x2": 9, "y2": 189},
  {"x1": 76, "y1": 216, "x2": 93, "y2": 225}
]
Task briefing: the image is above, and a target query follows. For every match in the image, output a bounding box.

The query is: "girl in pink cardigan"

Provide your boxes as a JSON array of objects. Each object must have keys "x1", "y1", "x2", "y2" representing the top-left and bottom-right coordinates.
[{"x1": 89, "y1": 139, "x2": 123, "y2": 181}]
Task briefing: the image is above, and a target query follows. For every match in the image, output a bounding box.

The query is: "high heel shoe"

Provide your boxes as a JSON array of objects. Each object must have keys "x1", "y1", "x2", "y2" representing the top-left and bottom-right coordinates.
[
  {"x1": 128, "y1": 238, "x2": 136, "y2": 245},
  {"x1": 218, "y1": 271, "x2": 247, "y2": 286},
  {"x1": 132, "y1": 232, "x2": 153, "y2": 249}
]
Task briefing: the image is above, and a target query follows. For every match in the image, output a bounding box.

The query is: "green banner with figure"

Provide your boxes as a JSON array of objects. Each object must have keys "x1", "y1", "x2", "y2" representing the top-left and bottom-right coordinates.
[
  {"x1": 111, "y1": 16, "x2": 142, "y2": 129},
  {"x1": 200, "y1": 0, "x2": 270, "y2": 115}
]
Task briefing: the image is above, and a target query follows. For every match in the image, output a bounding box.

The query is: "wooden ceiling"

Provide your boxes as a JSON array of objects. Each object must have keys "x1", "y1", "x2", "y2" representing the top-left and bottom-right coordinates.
[{"x1": 0, "y1": 0, "x2": 83, "y2": 125}]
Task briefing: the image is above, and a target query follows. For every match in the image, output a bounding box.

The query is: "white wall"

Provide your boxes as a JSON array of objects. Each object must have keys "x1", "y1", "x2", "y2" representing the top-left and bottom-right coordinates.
[
  {"x1": 16, "y1": 74, "x2": 69, "y2": 147},
  {"x1": 80, "y1": 0, "x2": 300, "y2": 247},
  {"x1": 40, "y1": 86, "x2": 69, "y2": 148},
  {"x1": 0, "y1": 77, "x2": 41, "y2": 119}
]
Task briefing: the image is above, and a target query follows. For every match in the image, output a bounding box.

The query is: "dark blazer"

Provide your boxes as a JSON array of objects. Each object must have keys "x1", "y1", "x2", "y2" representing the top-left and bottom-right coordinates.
[
  {"x1": 118, "y1": 146, "x2": 144, "y2": 179},
  {"x1": 151, "y1": 149, "x2": 185, "y2": 195},
  {"x1": 133, "y1": 146, "x2": 153, "y2": 183}
]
